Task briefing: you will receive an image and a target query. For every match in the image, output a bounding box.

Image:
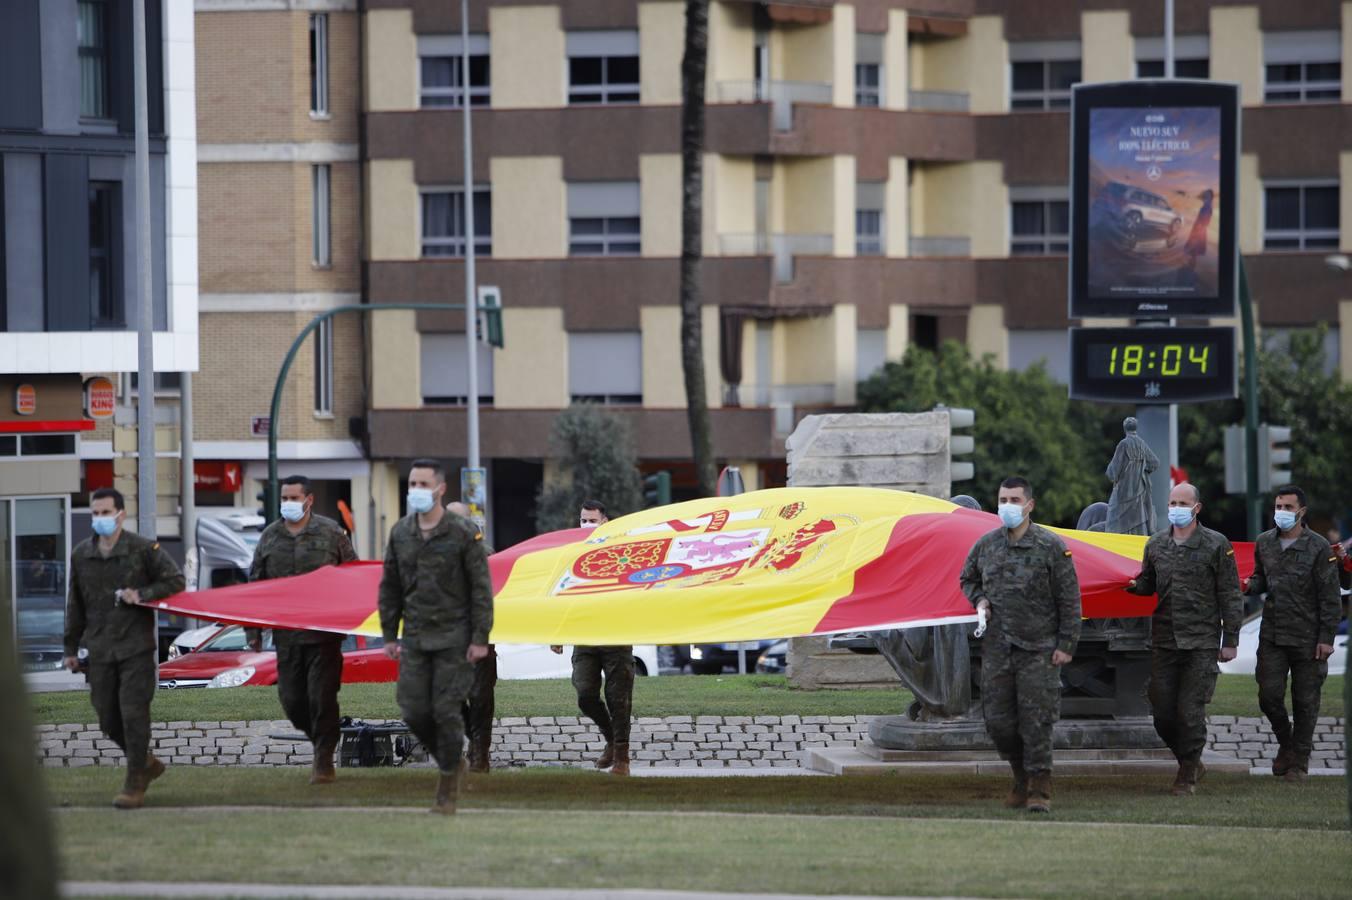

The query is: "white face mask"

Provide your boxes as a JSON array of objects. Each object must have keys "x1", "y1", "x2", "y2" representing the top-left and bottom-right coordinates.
[
  {"x1": 997, "y1": 503, "x2": 1026, "y2": 529},
  {"x1": 1274, "y1": 509, "x2": 1299, "y2": 531},
  {"x1": 279, "y1": 500, "x2": 306, "y2": 522},
  {"x1": 407, "y1": 488, "x2": 436, "y2": 515}
]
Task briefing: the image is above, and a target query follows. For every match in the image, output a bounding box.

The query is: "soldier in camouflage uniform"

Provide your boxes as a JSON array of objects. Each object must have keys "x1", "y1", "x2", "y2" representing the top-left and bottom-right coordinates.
[
  {"x1": 448, "y1": 501, "x2": 497, "y2": 774},
  {"x1": 63, "y1": 488, "x2": 185, "y2": 810},
  {"x1": 1243, "y1": 485, "x2": 1342, "y2": 781},
  {"x1": 1128, "y1": 482, "x2": 1243, "y2": 795},
  {"x1": 960, "y1": 476, "x2": 1081, "y2": 813},
  {"x1": 248, "y1": 474, "x2": 357, "y2": 784},
  {"x1": 379, "y1": 460, "x2": 493, "y2": 814}
]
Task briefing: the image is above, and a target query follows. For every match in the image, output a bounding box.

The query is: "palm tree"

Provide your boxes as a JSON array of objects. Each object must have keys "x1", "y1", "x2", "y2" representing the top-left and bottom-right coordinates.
[{"x1": 680, "y1": 0, "x2": 716, "y2": 497}]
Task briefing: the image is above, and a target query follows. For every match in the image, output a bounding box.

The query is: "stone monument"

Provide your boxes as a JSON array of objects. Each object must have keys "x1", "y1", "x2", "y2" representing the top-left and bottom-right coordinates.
[{"x1": 1106, "y1": 416, "x2": 1159, "y2": 536}]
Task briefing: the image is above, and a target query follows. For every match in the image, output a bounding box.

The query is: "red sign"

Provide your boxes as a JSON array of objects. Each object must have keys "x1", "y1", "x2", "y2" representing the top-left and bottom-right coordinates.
[
  {"x1": 83, "y1": 376, "x2": 116, "y2": 419},
  {"x1": 15, "y1": 384, "x2": 36, "y2": 415},
  {"x1": 195, "y1": 461, "x2": 243, "y2": 493}
]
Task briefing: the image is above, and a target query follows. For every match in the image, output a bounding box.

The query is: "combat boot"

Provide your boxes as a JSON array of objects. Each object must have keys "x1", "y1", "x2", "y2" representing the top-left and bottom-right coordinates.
[
  {"x1": 610, "y1": 742, "x2": 630, "y2": 777},
  {"x1": 310, "y1": 741, "x2": 337, "y2": 785},
  {"x1": 430, "y1": 759, "x2": 467, "y2": 815},
  {"x1": 113, "y1": 767, "x2": 149, "y2": 810},
  {"x1": 1282, "y1": 755, "x2": 1308, "y2": 783},
  {"x1": 1025, "y1": 773, "x2": 1052, "y2": 813},
  {"x1": 1004, "y1": 764, "x2": 1028, "y2": 809},
  {"x1": 1272, "y1": 744, "x2": 1295, "y2": 777},
  {"x1": 468, "y1": 735, "x2": 492, "y2": 774},
  {"x1": 1170, "y1": 762, "x2": 1194, "y2": 796},
  {"x1": 595, "y1": 740, "x2": 615, "y2": 769},
  {"x1": 144, "y1": 754, "x2": 166, "y2": 786}
]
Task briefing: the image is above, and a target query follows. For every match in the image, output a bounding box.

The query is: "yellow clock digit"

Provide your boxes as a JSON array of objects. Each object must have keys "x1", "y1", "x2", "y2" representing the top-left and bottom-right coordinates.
[
  {"x1": 1188, "y1": 344, "x2": 1209, "y2": 373},
  {"x1": 1121, "y1": 344, "x2": 1143, "y2": 376},
  {"x1": 1162, "y1": 344, "x2": 1182, "y2": 376}
]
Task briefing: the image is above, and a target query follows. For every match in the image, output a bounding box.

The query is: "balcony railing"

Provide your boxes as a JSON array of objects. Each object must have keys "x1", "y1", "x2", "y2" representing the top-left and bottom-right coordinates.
[
  {"x1": 716, "y1": 79, "x2": 832, "y2": 130},
  {"x1": 907, "y1": 89, "x2": 970, "y2": 112},
  {"x1": 719, "y1": 232, "x2": 832, "y2": 282},
  {"x1": 908, "y1": 236, "x2": 971, "y2": 257}
]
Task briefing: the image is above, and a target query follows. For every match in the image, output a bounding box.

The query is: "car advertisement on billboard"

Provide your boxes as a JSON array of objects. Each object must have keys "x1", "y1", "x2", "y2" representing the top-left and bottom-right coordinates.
[{"x1": 1069, "y1": 81, "x2": 1239, "y2": 319}]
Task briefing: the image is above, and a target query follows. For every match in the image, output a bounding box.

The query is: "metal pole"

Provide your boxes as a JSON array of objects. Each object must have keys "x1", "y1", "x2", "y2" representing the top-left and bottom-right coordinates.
[
  {"x1": 461, "y1": 0, "x2": 480, "y2": 471},
  {"x1": 132, "y1": 0, "x2": 156, "y2": 538},
  {"x1": 180, "y1": 372, "x2": 195, "y2": 562},
  {"x1": 1164, "y1": 0, "x2": 1175, "y2": 78},
  {"x1": 1239, "y1": 262, "x2": 1261, "y2": 539}
]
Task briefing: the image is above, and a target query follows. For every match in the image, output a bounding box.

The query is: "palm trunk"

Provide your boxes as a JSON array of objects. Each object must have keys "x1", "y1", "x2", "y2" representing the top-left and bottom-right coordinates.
[{"x1": 680, "y1": 0, "x2": 716, "y2": 497}]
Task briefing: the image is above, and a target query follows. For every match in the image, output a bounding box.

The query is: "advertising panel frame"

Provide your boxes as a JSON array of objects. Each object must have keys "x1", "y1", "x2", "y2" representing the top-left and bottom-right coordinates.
[{"x1": 1068, "y1": 325, "x2": 1238, "y2": 404}]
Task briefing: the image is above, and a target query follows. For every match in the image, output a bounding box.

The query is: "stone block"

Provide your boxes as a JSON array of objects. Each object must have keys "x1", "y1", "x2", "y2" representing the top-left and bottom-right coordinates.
[
  {"x1": 67, "y1": 758, "x2": 95, "y2": 768},
  {"x1": 498, "y1": 717, "x2": 527, "y2": 726}
]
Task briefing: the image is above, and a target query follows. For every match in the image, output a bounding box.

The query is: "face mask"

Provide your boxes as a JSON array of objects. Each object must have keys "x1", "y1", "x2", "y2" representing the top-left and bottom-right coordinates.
[
  {"x1": 1274, "y1": 510, "x2": 1298, "y2": 531},
  {"x1": 1167, "y1": 506, "x2": 1195, "y2": 528},
  {"x1": 92, "y1": 516, "x2": 119, "y2": 537},
  {"x1": 280, "y1": 501, "x2": 306, "y2": 523},
  {"x1": 997, "y1": 503, "x2": 1025, "y2": 529},
  {"x1": 407, "y1": 488, "x2": 435, "y2": 515}
]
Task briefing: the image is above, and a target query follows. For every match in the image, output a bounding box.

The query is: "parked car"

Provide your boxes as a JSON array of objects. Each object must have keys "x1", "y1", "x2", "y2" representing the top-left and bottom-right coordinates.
[
  {"x1": 18, "y1": 597, "x2": 67, "y2": 672},
  {"x1": 686, "y1": 640, "x2": 781, "y2": 675},
  {"x1": 157, "y1": 625, "x2": 397, "y2": 688},
  {"x1": 1096, "y1": 181, "x2": 1183, "y2": 241},
  {"x1": 167, "y1": 623, "x2": 228, "y2": 659},
  {"x1": 1218, "y1": 614, "x2": 1348, "y2": 677},
  {"x1": 755, "y1": 640, "x2": 789, "y2": 675}
]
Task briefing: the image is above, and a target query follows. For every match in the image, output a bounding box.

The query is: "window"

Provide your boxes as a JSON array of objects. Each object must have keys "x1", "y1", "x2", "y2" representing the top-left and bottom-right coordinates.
[
  {"x1": 1010, "y1": 43, "x2": 1080, "y2": 110},
  {"x1": 1010, "y1": 188, "x2": 1069, "y2": 256},
  {"x1": 125, "y1": 372, "x2": 181, "y2": 397},
  {"x1": 314, "y1": 317, "x2": 333, "y2": 416},
  {"x1": 856, "y1": 329, "x2": 887, "y2": 381},
  {"x1": 420, "y1": 333, "x2": 494, "y2": 406},
  {"x1": 855, "y1": 33, "x2": 883, "y2": 108},
  {"x1": 1263, "y1": 182, "x2": 1339, "y2": 250},
  {"x1": 568, "y1": 182, "x2": 640, "y2": 256},
  {"x1": 312, "y1": 164, "x2": 330, "y2": 267},
  {"x1": 309, "y1": 14, "x2": 329, "y2": 116},
  {"x1": 421, "y1": 189, "x2": 492, "y2": 257},
  {"x1": 419, "y1": 35, "x2": 491, "y2": 107},
  {"x1": 89, "y1": 182, "x2": 121, "y2": 327},
  {"x1": 1136, "y1": 58, "x2": 1209, "y2": 79},
  {"x1": 567, "y1": 30, "x2": 640, "y2": 105},
  {"x1": 78, "y1": 1, "x2": 109, "y2": 119},
  {"x1": 0, "y1": 435, "x2": 78, "y2": 458},
  {"x1": 1135, "y1": 35, "x2": 1210, "y2": 81},
  {"x1": 568, "y1": 332, "x2": 642, "y2": 404},
  {"x1": 1264, "y1": 31, "x2": 1341, "y2": 103},
  {"x1": 856, "y1": 182, "x2": 884, "y2": 256}
]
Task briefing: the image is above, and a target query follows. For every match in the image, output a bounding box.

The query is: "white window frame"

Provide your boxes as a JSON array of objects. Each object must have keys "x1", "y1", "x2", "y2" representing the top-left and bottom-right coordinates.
[
  {"x1": 309, "y1": 13, "x2": 329, "y2": 118},
  {"x1": 1009, "y1": 187, "x2": 1070, "y2": 256},
  {"x1": 567, "y1": 181, "x2": 641, "y2": 257},
  {"x1": 855, "y1": 182, "x2": 885, "y2": 256},
  {"x1": 313, "y1": 317, "x2": 333, "y2": 418},
  {"x1": 0, "y1": 435, "x2": 80, "y2": 460},
  {"x1": 1264, "y1": 31, "x2": 1341, "y2": 105},
  {"x1": 417, "y1": 34, "x2": 491, "y2": 108},
  {"x1": 1262, "y1": 180, "x2": 1340, "y2": 250},
  {"x1": 419, "y1": 187, "x2": 492, "y2": 258},
  {"x1": 568, "y1": 331, "x2": 642, "y2": 405},
  {"x1": 855, "y1": 63, "x2": 882, "y2": 108},
  {"x1": 419, "y1": 333, "x2": 495, "y2": 406},
  {"x1": 566, "y1": 30, "x2": 640, "y2": 106},
  {"x1": 1009, "y1": 42, "x2": 1081, "y2": 111},
  {"x1": 312, "y1": 164, "x2": 331, "y2": 268}
]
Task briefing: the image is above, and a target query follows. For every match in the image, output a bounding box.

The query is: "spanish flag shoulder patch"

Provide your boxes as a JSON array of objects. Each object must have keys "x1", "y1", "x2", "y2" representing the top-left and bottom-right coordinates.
[
  {"x1": 1064, "y1": 550, "x2": 1073, "y2": 557},
  {"x1": 1226, "y1": 548, "x2": 1235, "y2": 556}
]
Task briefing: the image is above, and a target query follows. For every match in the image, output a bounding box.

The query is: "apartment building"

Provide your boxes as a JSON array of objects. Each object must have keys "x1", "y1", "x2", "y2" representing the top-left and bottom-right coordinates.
[
  {"x1": 1, "y1": 0, "x2": 198, "y2": 662},
  {"x1": 358, "y1": 0, "x2": 1352, "y2": 547},
  {"x1": 194, "y1": 1, "x2": 371, "y2": 552}
]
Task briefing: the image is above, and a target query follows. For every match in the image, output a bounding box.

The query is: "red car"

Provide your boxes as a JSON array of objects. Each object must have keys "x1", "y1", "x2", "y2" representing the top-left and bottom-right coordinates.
[{"x1": 157, "y1": 625, "x2": 397, "y2": 689}]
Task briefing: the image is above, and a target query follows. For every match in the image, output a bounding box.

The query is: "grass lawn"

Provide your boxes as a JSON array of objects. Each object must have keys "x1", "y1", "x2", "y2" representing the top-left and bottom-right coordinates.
[
  {"x1": 30, "y1": 672, "x2": 1347, "y2": 726},
  {"x1": 49, "y1": 769, "x2": 1352, "y2": 898}
]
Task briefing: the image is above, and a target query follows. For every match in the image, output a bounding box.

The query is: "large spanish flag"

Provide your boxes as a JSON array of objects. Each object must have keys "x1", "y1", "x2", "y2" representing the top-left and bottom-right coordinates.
[{"x1": 153, "y1": 487, "x2": 1255, "y2": 644}]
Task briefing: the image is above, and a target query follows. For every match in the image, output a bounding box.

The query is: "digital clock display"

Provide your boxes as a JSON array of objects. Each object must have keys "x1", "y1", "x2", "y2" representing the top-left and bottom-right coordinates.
[{"x1": 1069, "y1": 326, "x2": 1236, "y2": 403}]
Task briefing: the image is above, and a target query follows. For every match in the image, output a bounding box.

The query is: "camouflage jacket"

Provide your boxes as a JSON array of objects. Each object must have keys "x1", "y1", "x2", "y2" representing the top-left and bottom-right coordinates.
[
  {"x1": 247, "y1": 514, "x2": 356, "y2": 645},
  {"x1": 1129, "y1": 524, "x2": 1243, "y2": 650},
  {"x1": 1246, "y1": 527, "x2": 1342, "y2": 648},
  {"x1": 959, "y1": 523, "x2": 1082, "y2": 655},
  {"x1": 64, "y1": 530, "x2": 185, "y2": 662},
  {"x1": 378, "y1": 512, "x2": 493, "y2": 652}
]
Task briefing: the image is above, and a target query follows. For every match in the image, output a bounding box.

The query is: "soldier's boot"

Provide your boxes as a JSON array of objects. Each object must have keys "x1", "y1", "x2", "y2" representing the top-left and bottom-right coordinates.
[
  {"x1": 309, "y1": 741, "x2": 337, "y2": 785},
  {"x1": 610, "y1": 742, "x2": 631, "y2": 777},
  {"x1": 144, "y1": 754, "x2": 166, "y2": 786},
  {"x1": 468, "y1": 734, "x2": 492, "y2": 774},
  {"x1": 1272, "y1": 743, "x2": 1295, "y2": 777},
  {"x1": 1004, "y1": 764, "x2": 1028, "y2": 809},
  {"x1": 1170, "y1": 762, "x2": 1194, "y2": 796},
  {"x1": 1025, "y1": 773, "x2": 1052, "y2": 814},
  {"x1": 1192, "y1": 759, "x2": 1206, "y2": 785},
  {"x1": 430, "y1": 759, "x2": 467, "y2": 815},
  {"x1": 595, "y1": 740, "x2": 615, "y2": 769},
  {"x1": 112, "y1": 767, "x2": 150, "y2": 810},
  {"x1": 1282, "y1": 754, "x2": 1309, "y2": 783}
]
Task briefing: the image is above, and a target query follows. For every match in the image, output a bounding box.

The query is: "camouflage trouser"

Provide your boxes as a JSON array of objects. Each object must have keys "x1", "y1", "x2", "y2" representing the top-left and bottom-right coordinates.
[
  {"x1": 572, "y1": 645, "x2": 635, "y2": 745},
  {"x1": 461, "y1": 647, "x2": 498, "y2": 768},
  {"x1": 88, "y1": 651, "x2": 157, "y2": 770},
  {"x1": 1256, "y1": 639, "x2": 1329, "y2": 762},
  {"x1": 980, "y1": 637, "x2": 1061, "y2": 775},
  {"x1": 274, "y1": 636, "x2": 343, "y2": 756},
  {"x1": 1149, "y1": 647, "x2": 1219, "y2": 764},
  {"x1": 397, "y1": 645, "x2": 474, "y2": 775}
]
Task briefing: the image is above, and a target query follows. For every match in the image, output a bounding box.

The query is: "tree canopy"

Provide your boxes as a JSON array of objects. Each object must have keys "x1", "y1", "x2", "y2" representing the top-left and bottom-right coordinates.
[{"x1": 535, "y1": 403, "x2": 645, "y2": 533}]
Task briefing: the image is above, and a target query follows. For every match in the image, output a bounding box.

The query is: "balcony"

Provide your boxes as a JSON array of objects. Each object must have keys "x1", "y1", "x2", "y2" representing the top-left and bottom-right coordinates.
[
  {"x1": 719, "y1": 233, "x2": 833, "y2": 283},
  {"x1": 908, "y1": 236, "x2": 971, "y2": 257},
  {"x1": 908, "y1": 89, "x2": 970, "y2": 112},
  {"x1": 716, "y1": 79, "x2": 832, "y2": 130}
]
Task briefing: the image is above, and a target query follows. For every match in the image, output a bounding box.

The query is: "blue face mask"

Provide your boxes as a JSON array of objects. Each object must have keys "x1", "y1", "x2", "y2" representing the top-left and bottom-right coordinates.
[
  {"x1": 92, "y1": 515, "x2": 119, "y2": 537},
  {"x1": 997, "y1": 503, "x2": 1026, "y2": 529},
  {"x1": 407, "y1": 488, "x2": 436, "y2": 515},
  {"x1": 1167, "y1": 506, "x2": 1195, "y2": 528},
  {"x1": 1274, "y1": 509, "x2": 1298, "y2": 531},
  {"x1": 280, "y1": 501, "x2": 306, "y2": 523}
]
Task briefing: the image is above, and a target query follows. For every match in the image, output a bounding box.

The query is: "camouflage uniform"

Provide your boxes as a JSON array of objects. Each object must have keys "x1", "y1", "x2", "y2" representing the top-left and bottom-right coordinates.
[
  {"x1": 64, "y1": 531, "x2": 185, "y2": 779},
  {"x1": 959, "y1": 523, "x2": 1081, "y2": 777},
  {"x1": 1246, "y1": 527, "x2": 1342, "y2": 771},
  {"x1": 247, "y1": 515, "x2": 356, "y2": 761},
  {"x1": 462, "y1": 646, "x2": 497, "y2": 771},
  {"x1": 378, "y1": 513, "x2": 493, "y2": 775},
  {"x1": 571, "y1": 645, "x2": 635, "y2": 747},
  {"x1": 1129, "y1": 525, "x2": 1243, "y2": 768}
]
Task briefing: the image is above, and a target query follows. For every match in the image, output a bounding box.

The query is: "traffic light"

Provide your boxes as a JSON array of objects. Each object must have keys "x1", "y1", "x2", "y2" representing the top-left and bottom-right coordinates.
[
  {"x1": 937, "y1": 405, "x2": 976, "y2": 483},
  {"x1": 643, "y1": 470, "x2": 672, "y2": 507},
  {"x1": 477, "y1": 286, "x2": 504, "y2": 349},
  {"x1": 1257, "y1": 424, "x2": 1292, "y2": 491}
]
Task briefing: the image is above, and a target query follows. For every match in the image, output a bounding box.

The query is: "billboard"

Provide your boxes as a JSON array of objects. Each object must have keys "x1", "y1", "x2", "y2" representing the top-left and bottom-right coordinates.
[{"x1": 1069, "y1": 81, "x2": 1239, "y2": 319}]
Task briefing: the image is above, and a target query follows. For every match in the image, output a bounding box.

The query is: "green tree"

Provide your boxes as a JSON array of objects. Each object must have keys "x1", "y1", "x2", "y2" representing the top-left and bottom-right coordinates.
[
  {"x1": 857, "y1": 341, "x2": 1113, "y2": 525},
  {"x1": 535, "y1": 404, "x2": 645, "y2": 532}
]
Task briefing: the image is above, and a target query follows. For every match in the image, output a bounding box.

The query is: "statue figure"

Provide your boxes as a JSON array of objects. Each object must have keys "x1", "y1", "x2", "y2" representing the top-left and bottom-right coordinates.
[
  {"x1": 1105, "y1": 417, "x2": 1159, "y2": 536},
  {"x1": 1076, "y1": 501, "x2": 1109, "y2": 532}
]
